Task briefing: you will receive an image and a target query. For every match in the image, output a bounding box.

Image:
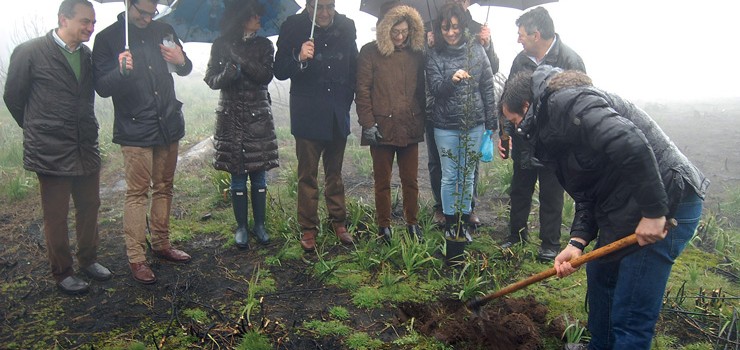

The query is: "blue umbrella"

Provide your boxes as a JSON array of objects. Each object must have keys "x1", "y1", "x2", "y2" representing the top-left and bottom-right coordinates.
[{"x1": 158, "y1": 0, "x2": 300, "y2": 42}]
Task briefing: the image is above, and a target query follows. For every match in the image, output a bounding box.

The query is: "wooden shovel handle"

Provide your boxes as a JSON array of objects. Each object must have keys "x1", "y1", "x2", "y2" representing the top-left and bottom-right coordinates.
[{"x1": 468, "y1": 219, "x2": 677, "y2": 310}]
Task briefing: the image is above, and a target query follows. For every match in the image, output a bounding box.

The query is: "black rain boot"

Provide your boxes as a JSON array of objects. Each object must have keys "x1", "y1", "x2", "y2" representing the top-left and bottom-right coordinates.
[
  {"x1": 251, "y1": 187, "x2": 269, "y2": 244},
  {"x1": 461, "y1": 214, "x2": 473, "y2": 242},
  {"x1": 444, "y1": 215, "x2": 456, "y2": 239},
  {"x1": 232, "y1": 189, "x2": 249, "y2": 249}
]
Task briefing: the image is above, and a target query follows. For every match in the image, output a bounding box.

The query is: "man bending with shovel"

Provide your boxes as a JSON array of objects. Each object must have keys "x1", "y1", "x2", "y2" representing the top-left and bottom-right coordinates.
[{"x1": 498, "y1": 66, "x2": 709, "y2": 349}]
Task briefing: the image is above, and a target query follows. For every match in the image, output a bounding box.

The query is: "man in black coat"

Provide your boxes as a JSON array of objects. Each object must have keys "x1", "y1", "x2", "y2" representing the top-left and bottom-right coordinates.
[
  {"x1": 499, "y1": 66, "x2": 708, "y2": 349},
  {"x1": 93, "y1": 0, "x2": 193, "y2": 284},
  {"x1": 498, "y1": 6, "x2": 585, "y2": 262},
  {"x1": 4, "y1": 0, "x2": 111, "y2": 295},
  {"x1": 274, "y1": 0, "x2": 357, "y2": 251}
]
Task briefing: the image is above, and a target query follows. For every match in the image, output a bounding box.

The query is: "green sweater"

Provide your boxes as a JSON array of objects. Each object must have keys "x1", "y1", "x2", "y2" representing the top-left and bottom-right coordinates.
[{"x1": 59, "y1": 47, "x2": 81, "y2": 81}]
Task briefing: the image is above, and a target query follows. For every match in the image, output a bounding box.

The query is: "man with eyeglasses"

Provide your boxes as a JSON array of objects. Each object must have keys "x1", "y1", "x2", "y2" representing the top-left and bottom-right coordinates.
[
  {"x1": 274, "y1": 0, "x2": 358, "y2": 251},
  {"x1": 497, "y1": 6, "x2": 585, "y2": 262},
  {"x1": 93, "y1": 0, "x2": 194, "y2": 284},
  {"x1": 4, "y1": 0, "x2": 111, "y2": 295}
]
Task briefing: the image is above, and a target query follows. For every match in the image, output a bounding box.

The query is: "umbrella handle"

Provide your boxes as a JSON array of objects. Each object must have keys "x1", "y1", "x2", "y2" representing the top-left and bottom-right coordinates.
[
  {"x1": 121, "y1": 49, "x2": 131, "y2": 77},
  {"x1": 122, "y1": 57, "x2": 129, "y2": 77}
]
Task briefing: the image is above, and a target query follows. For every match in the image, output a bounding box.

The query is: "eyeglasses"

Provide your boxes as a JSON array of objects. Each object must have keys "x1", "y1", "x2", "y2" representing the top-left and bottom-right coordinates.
[
  {"x1": 309, "y1": 2, "x2": 335, "y2": 12},
  {"x1": 132, "y1": 3, "x2": 159, "y2": 18},
  {"x1": 391, "y1": 29, "x2": 409, "y2": 37}
]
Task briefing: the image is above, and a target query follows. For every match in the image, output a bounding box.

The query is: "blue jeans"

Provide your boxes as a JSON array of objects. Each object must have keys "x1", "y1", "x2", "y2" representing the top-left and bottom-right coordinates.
[
  {"x1": 230, "y1": 171, "x2": 267, "y2": 192},
  {"x1": 586, "y1": 191, "x2": 703, "y2": 350},
  {"x1": 434, "y1": 125, "x2": 484, "y2": 216}
]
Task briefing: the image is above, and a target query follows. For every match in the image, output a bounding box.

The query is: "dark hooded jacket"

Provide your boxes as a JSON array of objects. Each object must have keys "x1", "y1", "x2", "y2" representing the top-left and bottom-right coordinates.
[
  {"x1": 93, "y1": 12, "x2": 192, "y2": 147},
  {"x1": 4, "y1": 31, "x2": 100, "y2": 176},
  {"x1": 274, "y1": 10, "x2": 358, "y2": 142},
  {"x1": 355, "y1": 5, "x2": 426, "y2": 147},
  {"x1": 528, "y1": 66, "x2": 709, "y2": 256},
  {"x1": 204, "y1": 34, "x2": 279, "y2": 174}
]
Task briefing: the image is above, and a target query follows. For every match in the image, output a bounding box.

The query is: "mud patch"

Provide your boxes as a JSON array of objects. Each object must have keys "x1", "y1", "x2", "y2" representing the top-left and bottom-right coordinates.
[{"x1": 398, "y1": 296, "x2": 554, "y2": 350}]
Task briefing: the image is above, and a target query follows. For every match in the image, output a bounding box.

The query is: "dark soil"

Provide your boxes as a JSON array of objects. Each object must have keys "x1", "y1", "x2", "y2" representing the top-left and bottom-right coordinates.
[
  {"x1": 398, "y1": 296, "x2": 555, "y2": 350},
  {"x1": 1, "y1": 97, "x2": 738, "y2": 348}
]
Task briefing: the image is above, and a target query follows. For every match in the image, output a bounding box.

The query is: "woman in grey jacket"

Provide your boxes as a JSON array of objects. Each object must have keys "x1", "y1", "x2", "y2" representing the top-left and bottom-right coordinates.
[{"x1": 425, "y1": 3, "x2": 495, "y2": 240}]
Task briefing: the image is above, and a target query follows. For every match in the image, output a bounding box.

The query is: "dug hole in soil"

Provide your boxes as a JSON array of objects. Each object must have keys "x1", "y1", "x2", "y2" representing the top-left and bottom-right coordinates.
[{"x1": 399, "y1": 296, "x2": 556, "y2": 350}]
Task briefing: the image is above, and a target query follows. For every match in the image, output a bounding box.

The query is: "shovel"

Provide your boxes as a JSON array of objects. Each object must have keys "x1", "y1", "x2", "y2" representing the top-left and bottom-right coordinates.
[{"x1": 467, "y1": 219, "x2": 678, "y2": 312}]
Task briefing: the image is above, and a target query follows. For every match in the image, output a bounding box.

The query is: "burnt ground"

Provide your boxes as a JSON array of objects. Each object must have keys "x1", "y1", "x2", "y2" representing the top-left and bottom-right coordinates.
[{"x1": 1, "y1": 98, "x2": 739, "y2": 349}]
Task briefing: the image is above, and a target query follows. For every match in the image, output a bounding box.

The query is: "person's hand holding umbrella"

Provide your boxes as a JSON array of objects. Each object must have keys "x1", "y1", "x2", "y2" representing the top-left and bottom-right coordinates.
[
  {"x1": 299, "y1": 40, "x2": 315, "y2": 62},
  {"x1": 118, "y1": 51, "x2": 134, "y2": 76},
  {"x1": 478, "y1": 23, "x2": 491, "y2": 47}
]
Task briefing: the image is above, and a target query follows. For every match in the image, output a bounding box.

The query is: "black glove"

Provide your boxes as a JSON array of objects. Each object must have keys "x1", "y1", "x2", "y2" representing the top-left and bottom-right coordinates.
[
  {"x1": 223, "y1": 61, "x2": 240, "y2": 79},
  {"x1": 362, "y1": 125, "x2": 383, "y2": 146}
]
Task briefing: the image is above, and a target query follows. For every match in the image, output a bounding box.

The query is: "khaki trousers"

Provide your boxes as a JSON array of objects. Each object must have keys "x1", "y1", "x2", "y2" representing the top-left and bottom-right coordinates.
[
  {"x1": 37, "y1": 172, "x2": 101, "y2": 282},
  {"x1": 370, "y1": 144, "x2": 419, "y2": 227},
  {"x1": 121, "y1": 143, "x2": 178, "y2": 263},
  {"x1": 295, "y1": 137, "x2": 347, "y2": 231}
]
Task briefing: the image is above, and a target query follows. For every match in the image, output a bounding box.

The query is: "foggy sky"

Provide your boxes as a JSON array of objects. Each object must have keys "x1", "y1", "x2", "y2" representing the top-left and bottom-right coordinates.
[{"x1": 1, "y1": 0, "x2": 737, "y2": 102}]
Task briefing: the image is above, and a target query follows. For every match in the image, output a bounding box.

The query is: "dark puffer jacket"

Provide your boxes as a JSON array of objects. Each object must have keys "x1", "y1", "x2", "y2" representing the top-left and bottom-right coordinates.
[
  {"x1": 3, "y1": 31, "x2": 100, "y2": 176},
  {"x1": 355, "y1": 5, "x2": 426, "y2": 147},
  {"x1": 529, "y1": 66, "x2": 709, "y2": 256},
  {"x1": 426, "y1": 38, "x2": 495, "y2": 131},
  {"x1": 204, "y1": 34, "x2": 279, "y2": 174}
]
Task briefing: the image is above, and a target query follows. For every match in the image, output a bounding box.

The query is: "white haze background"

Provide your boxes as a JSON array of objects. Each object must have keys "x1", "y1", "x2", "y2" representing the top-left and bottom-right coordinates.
[{"x1": 0, "y1": 0, "x2": 738, "y2": 102}]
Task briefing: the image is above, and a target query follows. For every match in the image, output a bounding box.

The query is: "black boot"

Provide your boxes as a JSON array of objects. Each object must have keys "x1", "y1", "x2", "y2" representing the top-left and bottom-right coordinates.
[
  {"x1": 251, "y1": 187, "x2": 269, "y2": 244},
  {"x1": 378, "y1": 226, "x2": 392, "y2": 244},
  {"x1": 444, "y1": 215, "x2": 456, "y2": 239},
  {"x1": 461, "y1": 214, "x2": 473, "y2": 242},
  {"x1": 407, "y1": 224, "x2": 423, "y2": 242},
  {"x1": 232, "y1": 189, "x2": 249, "y2": 249}
]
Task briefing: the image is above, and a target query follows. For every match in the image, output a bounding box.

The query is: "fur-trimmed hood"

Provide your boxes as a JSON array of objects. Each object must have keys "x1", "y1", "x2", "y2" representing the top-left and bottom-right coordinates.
[{"x1": 375, "y1": 5, "x2": 425, "y2": 57}]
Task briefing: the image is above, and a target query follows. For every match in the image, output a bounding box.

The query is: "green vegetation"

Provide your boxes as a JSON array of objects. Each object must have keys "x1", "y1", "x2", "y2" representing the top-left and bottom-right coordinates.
[
  {"x1": 303, "y1": 319, "x2": 352, "y2": 337},
  {"x1": 0, "y1": 84, "x2": 738, "y2": 349}
]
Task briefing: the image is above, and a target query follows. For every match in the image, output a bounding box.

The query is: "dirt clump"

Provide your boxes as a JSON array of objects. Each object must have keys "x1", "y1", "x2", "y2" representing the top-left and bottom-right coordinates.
[{"x1": 398, "y1": 296, "x2": 552, "y2": 350}]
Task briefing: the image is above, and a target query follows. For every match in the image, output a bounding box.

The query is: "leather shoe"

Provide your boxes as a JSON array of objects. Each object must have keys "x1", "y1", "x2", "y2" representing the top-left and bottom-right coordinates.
[
  {"x1": 378, "y1": 226, "x2": 392, "y2": 244},
  {"x1": 537, "y1": 247, "x2": 559, "y2": 262},
  {"x1": 433, "y1": 207, "x2": 445, "y2": 227},
  {"x1": 333, "y1": 223, "x2": 354, "y2": 245},
  {"x1": 81, "y1": 262, "x2": 112, "y2": 281},
  {"x1": 153, "y1": 248, "x2": 192, "y2": 263},
  {"x1": 407, "y1": 224, "x2": 423, "y2": 242},
  {"x1": 130, "y1": 262, "x2": 156, "y2": 284},
  {"x1": 300, "y1": 230, "x2": 316, "y2": 251},
  {"x1": 57, "y1": 276, "x2": 89, "y2": 295},
  {"x1": 468, "y1": 211, "x2": 481, "y2": 226},
  {"x1": 500, "y1": 235, "x2": 528, "y2": 249}
]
